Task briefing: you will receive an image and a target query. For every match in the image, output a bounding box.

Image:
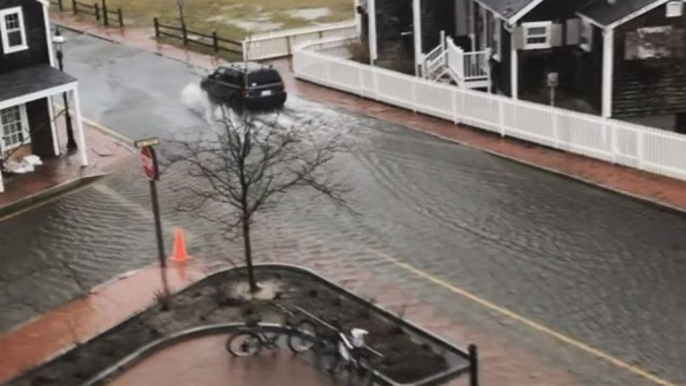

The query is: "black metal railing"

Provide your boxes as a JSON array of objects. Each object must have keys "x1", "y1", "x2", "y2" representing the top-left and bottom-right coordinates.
[{"x1": 153, "y1": 18, "x2": 242, "y2": 56}]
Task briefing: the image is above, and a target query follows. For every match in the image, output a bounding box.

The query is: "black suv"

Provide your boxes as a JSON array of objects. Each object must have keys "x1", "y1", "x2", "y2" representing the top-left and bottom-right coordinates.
[{"x1": 201, "y1": 62, "x2": 287, "y2": 109}]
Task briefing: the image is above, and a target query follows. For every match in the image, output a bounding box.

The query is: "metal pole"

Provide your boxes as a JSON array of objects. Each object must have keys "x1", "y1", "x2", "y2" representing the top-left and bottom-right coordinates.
[
  {"x1": 148, "y1": 148, "x2": 166, "y2": 268},
  {"x1": 468, "y1": 344, "x2": 479, "y2": 386},
  {"x1": 55, "y1": 41, "x2": 77, "y2": 152}
]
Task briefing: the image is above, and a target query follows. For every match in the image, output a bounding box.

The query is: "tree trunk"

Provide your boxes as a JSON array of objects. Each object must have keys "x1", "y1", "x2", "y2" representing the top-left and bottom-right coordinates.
[{"x1": 242, "y1": 218, "x2": 258, "y2": 292}]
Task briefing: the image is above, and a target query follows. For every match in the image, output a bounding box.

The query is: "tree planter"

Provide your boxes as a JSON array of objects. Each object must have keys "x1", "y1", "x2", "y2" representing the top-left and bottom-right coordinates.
[{"x1": 4, "y1": 265, "x2": 475, "y2": 386}]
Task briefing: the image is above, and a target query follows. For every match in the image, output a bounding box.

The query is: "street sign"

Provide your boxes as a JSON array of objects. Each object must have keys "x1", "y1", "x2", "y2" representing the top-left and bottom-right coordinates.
[
  {"x1": 134, "y1": 137, "x2": 160, "y2": 148},
  {"x1": 140, "y1": 146, "x2": 158, "y2": 180}
]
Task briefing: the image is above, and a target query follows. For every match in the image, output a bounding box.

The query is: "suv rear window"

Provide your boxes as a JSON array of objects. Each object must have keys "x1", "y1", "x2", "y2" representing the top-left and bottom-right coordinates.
[{"x1": 247, "y1": 71, "x2": 282, "y2": 87}]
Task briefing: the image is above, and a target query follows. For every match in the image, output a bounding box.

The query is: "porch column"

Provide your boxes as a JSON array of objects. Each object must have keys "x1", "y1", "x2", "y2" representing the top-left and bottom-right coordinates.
[
  {"x1": 511, "y1": 31, "x2": 519, "y2": 100},
  {"x1": 368, "y1": 0, "x2": 378, "y2": 64},
  {"x1": 413, "y1": 0, "x2": 423, "y2": 75},
  {"x1": 72, "y1": 88, "x2": 88, "y2": 166},
  {"x1": 48, "y1": 98, "x2": 60, "y2": 156},
  {"x1": 0, "y1": 168, "x2": 4, "y2": 193},
  {"x1": 602, "y1": 29, "x2": 614, "y2": 118}
]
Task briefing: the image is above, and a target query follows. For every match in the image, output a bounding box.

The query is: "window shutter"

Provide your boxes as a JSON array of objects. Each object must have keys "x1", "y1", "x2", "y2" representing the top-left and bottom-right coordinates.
[
  {"x1": 566, "y1": 19, "x2": 580, "y2": 45},
  {"x1": 513, "y1": 26, "x2": 524, "y2": 49},
  {"x1": 550, "y1": 23, "x2": 564, "y2": 47}
]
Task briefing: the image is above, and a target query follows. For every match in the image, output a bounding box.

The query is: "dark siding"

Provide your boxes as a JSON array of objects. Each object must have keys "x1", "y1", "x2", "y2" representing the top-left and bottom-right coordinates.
[
  {"x1": 520, "y1": 47, "x2": 578, "y2": 102},
  {"x1": 0, "y1": 0, "x2": 50, "y2": 74},
  {"x1": 496, "y1": 26, "x2": 512, "y2": 96},
  {"x1": 421, "y1": 0, "x2": 454, "y2": 52},
  {"x1": 374, "y1": 0, "x2": 414, "y2": 73},
  {"x1": 523, "y1": 0, "x2": 588, "y2": 22},
  {"x1": 577, "y1": 25, "x2": 603, "y2": 112},
  {"x1": 27, "y1": 98, "x2": 55, "y2": 158},
  {"x1": 613, "y1": 4, "x2": 686, "y2": 117}
]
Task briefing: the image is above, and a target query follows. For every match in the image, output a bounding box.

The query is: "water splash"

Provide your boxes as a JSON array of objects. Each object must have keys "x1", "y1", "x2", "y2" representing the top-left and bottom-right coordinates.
[{"x1": 181, "y1": 83, "x2": 215, "y2": 123}]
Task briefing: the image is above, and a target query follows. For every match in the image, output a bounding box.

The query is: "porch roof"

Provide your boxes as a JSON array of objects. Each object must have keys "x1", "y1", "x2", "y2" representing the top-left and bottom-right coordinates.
[
  {"x1": 474, "y1": 0, "x2": 538, "y2": 22},
  {"x1": 578, "y1": 0, "x2": 666, "y2": 28},
  {"x1": 0, "y1": 65, "x2": 77, "y2": 111}
]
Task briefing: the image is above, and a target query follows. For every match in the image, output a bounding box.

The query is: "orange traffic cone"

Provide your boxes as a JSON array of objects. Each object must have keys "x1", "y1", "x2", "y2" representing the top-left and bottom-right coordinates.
[{"x1": 169, "y1": 228, "x2": 191, "y2": 263}]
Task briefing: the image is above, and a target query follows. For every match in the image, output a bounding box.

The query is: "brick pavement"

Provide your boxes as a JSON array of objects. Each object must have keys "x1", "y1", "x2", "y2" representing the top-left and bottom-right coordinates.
[
  {"x1": 107, "y1": 335, "x2": 339, "y2": 386},
  {"x1": 53, "y1": 13, "x2": 686, "y2": 214},
  {"x1": 0, "y1": 119, "x2": 133, "y2": 213}
]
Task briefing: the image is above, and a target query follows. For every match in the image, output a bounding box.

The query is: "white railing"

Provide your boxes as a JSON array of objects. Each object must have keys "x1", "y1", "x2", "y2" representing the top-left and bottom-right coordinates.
[
  {"x1": 242, "y1": 21, "x2": 358, "y2": 61},
  {"x1": 446, "y1": 37, "x2": 489, "y2": 81},
  {"x1": 294, "y1": 39, "x2": 686, "y2": 182}
]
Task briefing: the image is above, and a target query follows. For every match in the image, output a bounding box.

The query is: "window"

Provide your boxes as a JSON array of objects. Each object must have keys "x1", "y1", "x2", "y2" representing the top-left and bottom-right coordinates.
[
  {"x1": 523, "y1": 22, "x2": 552, "y2": 49},
  {"x1": 580, "y1": 18, "x2": 593, "y2": 52},
  {"x1": 1, "y1": 106, "x2": 29, "y2": 152},
  {"x1": 667, "y1": 1, "x2": 683, "y2": 18},
  {"x1": 0, "y1": 7, "x2": 28, "y2": 54},
  {"x1": 625, "y1": 26, "x2": 677, "y2": 60}
]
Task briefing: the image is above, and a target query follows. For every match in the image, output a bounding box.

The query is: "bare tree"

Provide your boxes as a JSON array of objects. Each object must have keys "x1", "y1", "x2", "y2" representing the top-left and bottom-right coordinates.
[{"x1": 165, "y1": 107, "x2": 350, "y2": 292}]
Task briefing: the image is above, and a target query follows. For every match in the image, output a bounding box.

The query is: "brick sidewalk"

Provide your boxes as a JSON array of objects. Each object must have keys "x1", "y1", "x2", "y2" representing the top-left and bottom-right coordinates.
[
  {"x1": 53, "y1": 14, "x2": 686, "y2": 213},
  {"x1": 108, "y1": 335, "x2": 339, "y2": 386},
  {"x1": 0, "y1": 119, "x2": 133, "y2": 212}
]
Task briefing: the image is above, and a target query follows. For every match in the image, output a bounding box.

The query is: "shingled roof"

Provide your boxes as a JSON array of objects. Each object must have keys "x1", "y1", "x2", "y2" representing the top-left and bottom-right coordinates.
[
  {"x1": 474, "y1": 0, "x2": 539, "y2": 22},
  {"x1": 578, "y1": 0, "x2": 667, "y2": 27},
  {"x1": 476, "y1": 0, "x2": 665, "y2": 27}
]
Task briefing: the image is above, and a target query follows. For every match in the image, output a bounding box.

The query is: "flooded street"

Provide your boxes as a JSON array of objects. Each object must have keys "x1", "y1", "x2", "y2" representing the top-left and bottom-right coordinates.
[{"x1": 2, "y1": 30, "x2": 686, "y2": 385}]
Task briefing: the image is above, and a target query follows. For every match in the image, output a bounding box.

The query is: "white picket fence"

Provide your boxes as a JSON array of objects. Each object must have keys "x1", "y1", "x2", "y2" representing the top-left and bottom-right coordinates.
[
  {"x1": 243, "y1": 21, "x2": 358, "y2": 61},
  {"x1": 294, "y1": 39, "x2": 686, "y2": 182}
]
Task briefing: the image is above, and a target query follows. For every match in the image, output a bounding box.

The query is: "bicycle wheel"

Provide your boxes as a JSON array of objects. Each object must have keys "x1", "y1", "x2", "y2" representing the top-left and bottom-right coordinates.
[
  {"x1": 288, "y1": 320, "x2": 317, "y2": 353},
  {"x1": 226, "y1": 332, "x2": 262, "y2": 357}
]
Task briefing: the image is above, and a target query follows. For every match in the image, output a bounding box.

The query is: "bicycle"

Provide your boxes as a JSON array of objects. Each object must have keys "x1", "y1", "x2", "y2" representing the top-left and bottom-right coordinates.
[
  {"x1": 321, "y1": 328, "x2": 382, "y2": 386},
  {"x1": 226, "y1": 303, "x2": 318, "y2": 356}
]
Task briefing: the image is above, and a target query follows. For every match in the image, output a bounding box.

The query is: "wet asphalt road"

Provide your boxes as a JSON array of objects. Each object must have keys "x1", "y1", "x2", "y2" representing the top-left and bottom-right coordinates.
[{"x1": 2, "y1": 30, "x2": 686, "y2": 385}]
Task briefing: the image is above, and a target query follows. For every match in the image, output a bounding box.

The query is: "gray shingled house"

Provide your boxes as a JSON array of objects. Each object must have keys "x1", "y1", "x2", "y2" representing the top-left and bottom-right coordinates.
[
  {"x1": 0, "y1": 0, "x2": 88, "y2": 192},
  {"x1": 363, "y1": 0, "x2": 686, "y2": 131}
]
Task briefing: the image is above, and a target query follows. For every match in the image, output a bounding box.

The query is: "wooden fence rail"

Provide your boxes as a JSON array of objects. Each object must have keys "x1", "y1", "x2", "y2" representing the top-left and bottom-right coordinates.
[{"x1": 153, "y1": 18, "x2": 242, "y2": 56}]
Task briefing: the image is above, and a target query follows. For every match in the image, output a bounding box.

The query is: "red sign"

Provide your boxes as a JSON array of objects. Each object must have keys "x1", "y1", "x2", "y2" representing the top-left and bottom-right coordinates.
[{"x1": 140, "y1": 146, "x2": 157, "y2": 180}]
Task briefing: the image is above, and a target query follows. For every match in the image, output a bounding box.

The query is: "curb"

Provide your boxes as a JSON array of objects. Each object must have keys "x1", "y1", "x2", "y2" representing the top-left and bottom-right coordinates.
[
  {"x1": 81, "y1": 117, "x2": 135, "y2": 149},
  {"x1": 396, "y1": 121, "x2": 686, "y2": 217},
  {"x1": 0, "y1": 173, "x2": 105, "y2": 220}
]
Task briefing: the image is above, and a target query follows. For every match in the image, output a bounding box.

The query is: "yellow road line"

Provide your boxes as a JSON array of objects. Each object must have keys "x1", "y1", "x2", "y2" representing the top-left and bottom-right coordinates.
[
  {"x1": 81, "y1": 116, "x2": 135, "y2": 147},
  {"x1": 368, "y1": 248, "x2": 679, "y2": 386}
]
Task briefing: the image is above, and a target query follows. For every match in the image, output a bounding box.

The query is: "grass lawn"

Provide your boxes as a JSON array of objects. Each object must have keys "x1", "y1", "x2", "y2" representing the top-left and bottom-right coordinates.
[{"x1": 91, "y1": 0, "x2": 354, "y2": 39}]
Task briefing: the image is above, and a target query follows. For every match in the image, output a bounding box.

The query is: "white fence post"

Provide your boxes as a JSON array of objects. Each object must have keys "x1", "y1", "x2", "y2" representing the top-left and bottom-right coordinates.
[
  {"x1": 357, "y1": 64, "x2": 364, "y2": 97},
  {"x1": 452, "y1": 88, "x2": 458, "y2": 124},
  {"x1": 291, "y1": 38, "x2": 686, "y2": 183},
  {"x1": 637, "y1": 129, "x2": 645, "y2": 170},
  {"x1": 411, "y1": 79, "x2": 418, "y2": 113},
  {"x1": 552, "y1": 110, "x2": 560, "y2": 149},
  {"x1": 498, "y1": 99, "x2": 506, "y2": 137},
  {"x1": 603, "y1": 119, "x2": 619, "y2": 164},
  {"x1": 372, "y1": 66, "x2": 379, "y2": 101}
]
